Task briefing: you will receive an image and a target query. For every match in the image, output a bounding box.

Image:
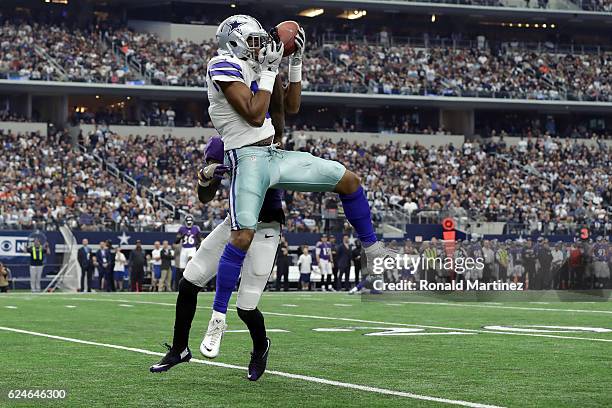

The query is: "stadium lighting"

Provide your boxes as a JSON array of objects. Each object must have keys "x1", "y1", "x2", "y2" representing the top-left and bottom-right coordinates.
[
  {"x1": 95, "y1": 95, "x2": 100, "y2": 99},
  {"x1": 337, "y1": 10, "x2": 367, "y2": 20},
  {"x1": 542, "y1": 23, "x2": 547, "y2": 28},
  {"x1": 431, "y1": 14, "x2": 436, "y2": 23},
  {"x1": 551, "y1": 24, "x2": 556, "y2": 28},
  {"x1": 230, "y1": 3, "x2": 236, "y2": 8},
  {"x1": 298, "y1": 8, "x2": 324, "y2": 18}
]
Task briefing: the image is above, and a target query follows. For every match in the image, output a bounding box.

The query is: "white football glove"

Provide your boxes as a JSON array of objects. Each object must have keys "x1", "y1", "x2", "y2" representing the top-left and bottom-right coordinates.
[
  {"x1": 259, "y1": 39, "x2": 284, "y2": 73},
  {"x1": 290, "y1": 27, "x2": 306, "y2": 67}
]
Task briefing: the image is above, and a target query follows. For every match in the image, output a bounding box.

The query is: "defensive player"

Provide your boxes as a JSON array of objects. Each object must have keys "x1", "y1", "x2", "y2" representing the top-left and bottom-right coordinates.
[
  {"x1": 204, "y1": 14, "x2": 394, "y2": 358},
  {"x1": 174, "y1": 215, "x2": 201, "y2": 287},
  {"x1": 150, "y1": 137, "x2": 283, "y2": 381}
]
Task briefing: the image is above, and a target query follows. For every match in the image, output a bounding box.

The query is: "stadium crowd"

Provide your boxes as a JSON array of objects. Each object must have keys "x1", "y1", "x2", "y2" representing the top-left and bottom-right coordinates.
[
  {"x1": 0, "y1": 128, "x2": 169, "y2": 231},
  {"x1": 0, "y1": 122, "x2": 609, "y2": 236},
  {"x1": 73, "y1": 127, "x2": 610, "y2": 236},
  {"x1": 1, "y1": 22, "x2": 610, "y2": 101}
]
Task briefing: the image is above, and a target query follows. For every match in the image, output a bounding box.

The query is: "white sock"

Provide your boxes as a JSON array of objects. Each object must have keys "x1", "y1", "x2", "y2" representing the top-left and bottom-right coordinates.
[{"x1": 212, "y1": 310, "x2": 226, "y2": 321}]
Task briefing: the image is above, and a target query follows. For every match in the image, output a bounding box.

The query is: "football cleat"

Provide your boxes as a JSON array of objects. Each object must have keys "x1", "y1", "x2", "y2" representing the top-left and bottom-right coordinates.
[
  {"x1": 149, "y1": 343, "x2": 191, "y2": 373},
  {"x1": 200, "y1": 318, "x2": 227, "y2": 358},
  {"x1": 363, "y1": 241, "x2": 397, "y2": 277},
  {"x1": 247, "y1": 337, "x2": 271, "y2": 381}
]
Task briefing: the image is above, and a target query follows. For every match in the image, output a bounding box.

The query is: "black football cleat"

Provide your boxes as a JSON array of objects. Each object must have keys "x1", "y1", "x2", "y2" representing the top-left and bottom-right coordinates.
[
  {"x1": 150, "y1": 343, "x2": 192, "y2": 373},
  {"x1": 247, "y1": 338, "x2": 271, "y2": 381}
]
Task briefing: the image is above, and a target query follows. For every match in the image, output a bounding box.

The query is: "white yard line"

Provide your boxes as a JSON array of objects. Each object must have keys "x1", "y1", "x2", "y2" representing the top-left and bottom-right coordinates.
[
  {"x1": 399, "y1": 301, "x2": 612, "y2": 315},
  {"x1": 0, "y1": 326, "x2": 503, "y2": 408},
  {"x1": 62, "y1": 297, "x2": 612, "y2": 343}
]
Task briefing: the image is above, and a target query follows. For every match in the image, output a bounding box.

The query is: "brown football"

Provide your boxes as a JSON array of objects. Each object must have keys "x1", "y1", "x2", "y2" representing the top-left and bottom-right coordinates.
[{"x1": 276, "y1": 20, "x2": 300, "y2": 57}]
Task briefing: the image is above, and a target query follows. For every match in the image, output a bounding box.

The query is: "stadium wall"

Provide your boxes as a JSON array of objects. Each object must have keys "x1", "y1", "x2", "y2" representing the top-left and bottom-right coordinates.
[
  {"x1": 0, "y1": 121, "x2": 47, "y2": 136},
  {"x1": 127, "y1": 20, "x2": 217, "y2": 42}
]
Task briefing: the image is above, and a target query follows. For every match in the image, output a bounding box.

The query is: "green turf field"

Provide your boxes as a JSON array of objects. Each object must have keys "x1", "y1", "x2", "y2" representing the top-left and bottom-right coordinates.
[{"x1": 1, "y1": 292, "x2": 611, "y2": 407}]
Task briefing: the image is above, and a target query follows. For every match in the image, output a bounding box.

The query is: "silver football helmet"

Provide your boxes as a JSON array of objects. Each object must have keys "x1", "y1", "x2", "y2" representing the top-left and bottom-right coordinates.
[{"x1": 216, "y1": 15, "x2": 269, "y2": 64}]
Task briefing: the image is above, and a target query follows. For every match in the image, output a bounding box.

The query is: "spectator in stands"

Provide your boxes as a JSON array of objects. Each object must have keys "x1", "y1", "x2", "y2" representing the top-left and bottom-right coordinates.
[
  {"x1": 78, "y1": 238, "x2": 93, "y2": 292},
  {"x1": 26, "y1": 238, "x2": 49, "y2": 293},
  {"x1": 129, "y1": 240, "x2": 146, "y2": 292}
]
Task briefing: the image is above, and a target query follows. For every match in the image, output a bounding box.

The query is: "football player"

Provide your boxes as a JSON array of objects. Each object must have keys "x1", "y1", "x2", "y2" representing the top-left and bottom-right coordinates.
[
  {"x1": 174, "y1": 215, "x2": 201, "y2": 287},
  {"x1": 315, "y1": 235, "x2": 333, "y2": 291},
  {"x1": 202, "y1": 14, "x2": 395, "y2": 360},
  {"x1": 150, "y1": 137, "x2": 283, "y2": 381}
]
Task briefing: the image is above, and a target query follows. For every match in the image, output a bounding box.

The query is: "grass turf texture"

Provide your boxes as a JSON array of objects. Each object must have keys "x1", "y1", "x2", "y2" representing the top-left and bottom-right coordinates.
[{"x1": 1, "y1": 292, "x2": 611, "y2": 408}]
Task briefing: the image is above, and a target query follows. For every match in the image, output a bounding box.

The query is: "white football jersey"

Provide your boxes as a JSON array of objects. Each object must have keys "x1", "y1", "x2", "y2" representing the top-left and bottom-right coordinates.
[{"x1": 206, "y1": 53, "x2": 275, "y2": 150}]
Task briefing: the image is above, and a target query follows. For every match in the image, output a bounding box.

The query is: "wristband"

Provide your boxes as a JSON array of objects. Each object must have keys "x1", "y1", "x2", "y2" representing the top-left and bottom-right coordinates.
[
  {"x1": 288, "y1": 62, "x2": 302, "y2": 83},
  {"x1": 258, "y1": 70, "x2": 277, "y2": 93}
]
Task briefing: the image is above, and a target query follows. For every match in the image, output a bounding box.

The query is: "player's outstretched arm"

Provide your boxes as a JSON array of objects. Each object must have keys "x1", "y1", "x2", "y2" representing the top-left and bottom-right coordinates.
[
  {"x1": 218, "y1": 39, "x2": 284, "y2": 127},
  {"x1": 285, "y1": 26, "x2": 305, "y2": 114}
]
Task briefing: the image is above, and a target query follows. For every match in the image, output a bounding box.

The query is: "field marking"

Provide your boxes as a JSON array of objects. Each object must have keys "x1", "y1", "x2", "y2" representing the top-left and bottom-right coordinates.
[
  {"x1": 333, "y1": 303, "x2": 352, "y2": 307},
  {"x1": 4, "y1": 305, "x2": 17, "y2": 309},
  {"x1": 226, "y1": 329, "x2": 289, "y2": 333},
  {"x1": 119, "y1": 304, "x2": 134, "y2": 308},
  {"x1": 0, "y1": 326, "x2": 503, "y2": 408},
  {"x1": 280, "y1": 304, "x2": 298, "y2": 307},
  {"x1": 65, "y1": 305, "x2": 77, "y2": 308},
  {"x1": 61, "y1": 297, "x2": 612, "y2": 343},
  {"x1": 399, "y1": 301, "x2": 612, "y2": 315}
]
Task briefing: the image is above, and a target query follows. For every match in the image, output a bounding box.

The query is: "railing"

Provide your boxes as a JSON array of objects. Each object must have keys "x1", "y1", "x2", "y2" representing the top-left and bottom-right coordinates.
[
  {"x1": 319, "y1": 33, "x2": 612, "y2": 55},
  {"x1": 77, "y1": 143, "x2": 177, "y2": 221},
  {"x1": 302, "y1": 82, "x2": 612, "y2": 102},
  {"x1": 33, "y1": 45, "x2": 68, "y2": 81}
]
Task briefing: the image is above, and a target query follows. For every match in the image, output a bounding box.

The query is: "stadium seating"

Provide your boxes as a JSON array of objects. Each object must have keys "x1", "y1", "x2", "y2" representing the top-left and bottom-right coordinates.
[{"x1": 2, "y1": 23, "x2": 610, "y2": 102}]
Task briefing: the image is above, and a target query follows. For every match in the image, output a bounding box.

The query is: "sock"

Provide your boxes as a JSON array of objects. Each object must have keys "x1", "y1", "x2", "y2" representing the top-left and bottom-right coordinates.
[
  {"x1": 172, "y1": 278, "x2": 201, "y2": 352},
  {"x1": 212, "y1": 310, "x2": 226, "y2": 321},
  {"x1": 237, "y1": 307, "x2": 267, "y2": 353},
  {"x1": 339, "y1": 186, "x2": 377, "y2": 246},
  {"x1": 213, "y1": 243, "x2": 247, "y2": 313}
]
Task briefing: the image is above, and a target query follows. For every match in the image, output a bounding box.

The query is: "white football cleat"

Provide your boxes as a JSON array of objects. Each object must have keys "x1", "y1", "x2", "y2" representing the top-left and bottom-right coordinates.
[
  {"x1": 200, "y1": 317, "x2": 227, "y2": 359},
  {"x1": 363, "y1": 241, "x2": 397, "y2": 276}
]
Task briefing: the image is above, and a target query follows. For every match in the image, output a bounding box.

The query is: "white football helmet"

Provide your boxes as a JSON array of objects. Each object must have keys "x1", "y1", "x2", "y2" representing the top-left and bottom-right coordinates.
[{"x1": 216, "y1": 15, "x2": 269, "y2": 65}]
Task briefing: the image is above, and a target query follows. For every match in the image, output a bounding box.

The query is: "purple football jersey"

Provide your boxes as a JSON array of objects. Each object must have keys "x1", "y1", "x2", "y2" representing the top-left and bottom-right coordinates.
[
  {"x1": 316, "y1": 242, "x2": 332, "y2": 260},
  {"x1": 179, "y1": 225, "x2": 201, "y2": 248}
]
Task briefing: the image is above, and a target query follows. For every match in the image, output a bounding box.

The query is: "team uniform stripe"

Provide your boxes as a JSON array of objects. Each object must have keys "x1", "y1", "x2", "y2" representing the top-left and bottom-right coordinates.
[
  {"x1": 210, "y1": 69, "x2": 244, "y2": 79},
  {"x1": 210, "y1": 61, "x2": 242, "y2": 71},
  {"x1": 227, "y1": 150, "x2": 238, "y2": 229},
  {"x1": 230, "y1": 149, "x2": 240, "y2": 229}
]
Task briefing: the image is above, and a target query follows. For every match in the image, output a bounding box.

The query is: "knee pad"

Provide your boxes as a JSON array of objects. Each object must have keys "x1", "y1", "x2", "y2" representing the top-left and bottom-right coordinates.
[{"x1": 179, "y1": 277, "x2": 201, "y2": 295}]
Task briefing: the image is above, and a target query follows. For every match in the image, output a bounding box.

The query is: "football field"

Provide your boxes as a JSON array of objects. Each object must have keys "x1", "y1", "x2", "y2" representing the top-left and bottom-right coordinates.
[{"x1": 1, "y1": 292, "x2": 611, "y2": 407}]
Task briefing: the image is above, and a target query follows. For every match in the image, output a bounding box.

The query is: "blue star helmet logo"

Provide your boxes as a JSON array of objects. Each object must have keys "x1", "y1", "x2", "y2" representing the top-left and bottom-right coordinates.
[{"x1": 227, "y1": 20, "x2": 245, "y2": 33}]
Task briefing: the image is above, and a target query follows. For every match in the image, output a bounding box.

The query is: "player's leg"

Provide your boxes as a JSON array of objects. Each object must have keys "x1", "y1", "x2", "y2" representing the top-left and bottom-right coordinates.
[
  {"x1": 235, "y1": 222, "x2": 280, "y2": 381},
  {"x1": 210, "y1": 147, "x2": 270, "y2": 319},
  {"x1": 271, "y1": 149, "x2": 394, "y2": 272},
  {"x1": 150, "y1": 218, "x2": 230, "y2": 372}
]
